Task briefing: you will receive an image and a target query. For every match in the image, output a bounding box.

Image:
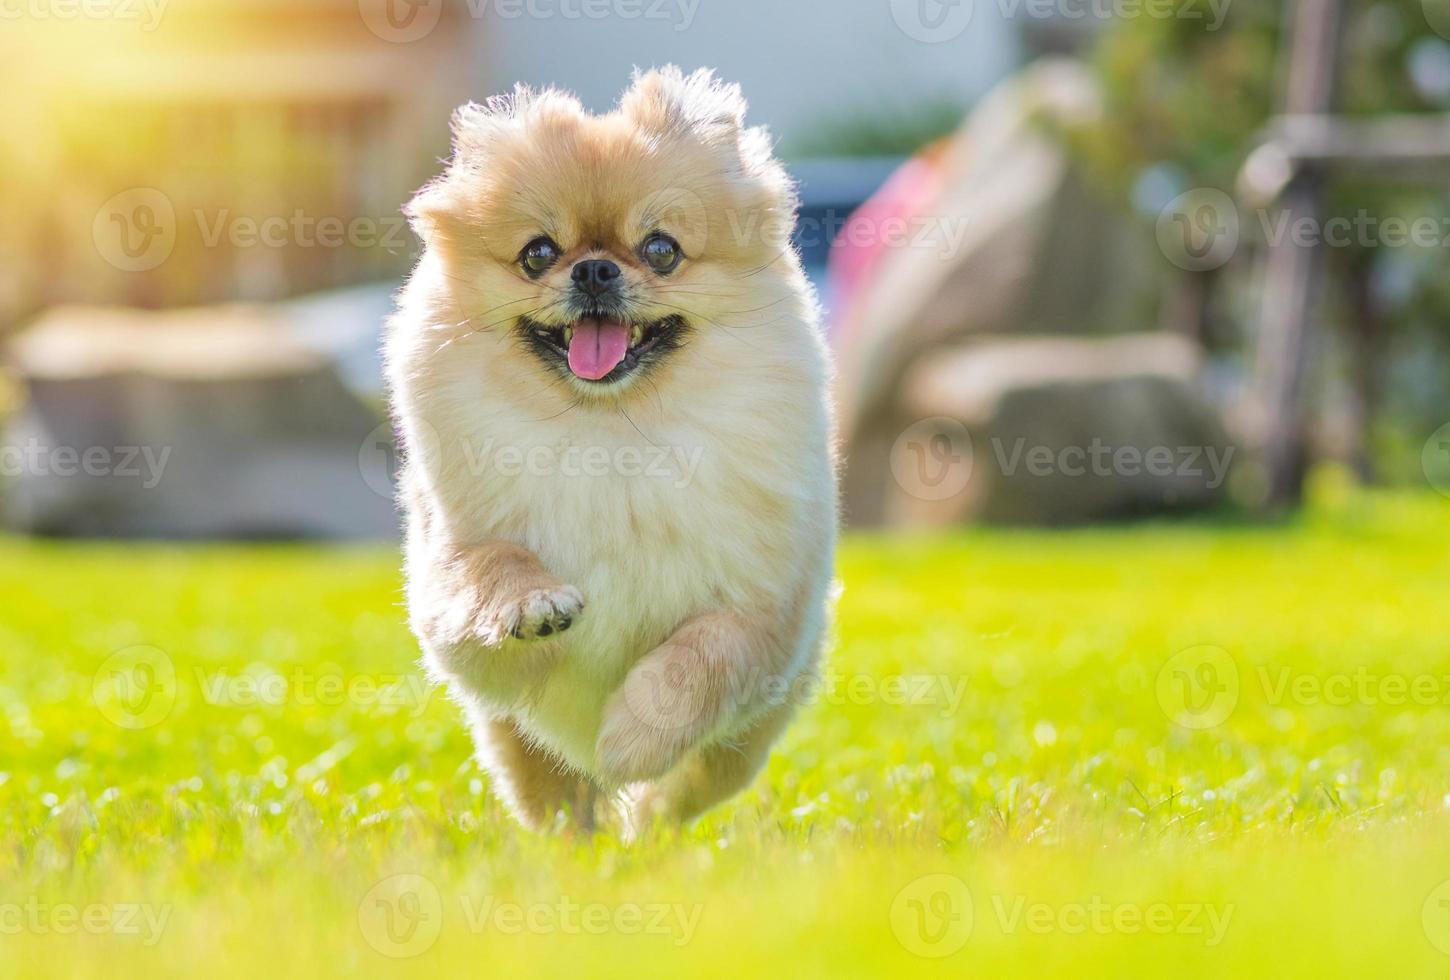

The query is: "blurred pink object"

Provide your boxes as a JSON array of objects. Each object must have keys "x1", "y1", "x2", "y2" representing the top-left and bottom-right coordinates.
[{"x1": 825, "y1": 142, "x2": 951, "y2": 345}]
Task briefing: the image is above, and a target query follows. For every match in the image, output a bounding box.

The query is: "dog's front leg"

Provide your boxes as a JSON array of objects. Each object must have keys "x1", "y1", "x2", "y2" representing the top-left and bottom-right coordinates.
[
  {"x1": 410, "y1": 539, "x2": 585, "y2": 652},
  {"x1": 594, "y1": 607, "x2": 799, "y2": 785}
]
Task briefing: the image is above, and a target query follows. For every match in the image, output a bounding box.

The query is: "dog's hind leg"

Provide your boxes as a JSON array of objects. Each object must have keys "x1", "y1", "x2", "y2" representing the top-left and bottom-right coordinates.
[
  {"x1": 471, "y1": 709, "x2": 598, "y2": 833},
  {"x1": 625, "y1": 702, "x2": 794, "y2": 830}
]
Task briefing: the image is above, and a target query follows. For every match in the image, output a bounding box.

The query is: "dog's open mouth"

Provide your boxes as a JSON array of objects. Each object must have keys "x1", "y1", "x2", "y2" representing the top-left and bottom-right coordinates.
[{"x1": 521, "y1": 315, "x2": 685, "y2": 384}]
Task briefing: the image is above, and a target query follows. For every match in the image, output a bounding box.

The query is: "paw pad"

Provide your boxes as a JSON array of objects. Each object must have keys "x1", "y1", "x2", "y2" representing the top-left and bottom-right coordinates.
[{"x1": 504, "y1": 586, "x2": 585, "y2": 641}]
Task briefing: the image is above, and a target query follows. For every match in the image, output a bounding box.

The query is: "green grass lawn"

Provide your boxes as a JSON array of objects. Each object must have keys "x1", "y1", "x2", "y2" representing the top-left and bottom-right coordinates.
[{"x1": 3, "y1": 490, "x2": 1450, "y2": 977}]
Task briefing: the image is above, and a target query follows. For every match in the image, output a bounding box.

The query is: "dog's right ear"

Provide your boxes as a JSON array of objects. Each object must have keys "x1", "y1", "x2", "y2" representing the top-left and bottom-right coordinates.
[
  {"x1": 403, "y1": 176, "x2": 457, "y2": 245},
  {"x1": 448, "y1": 87, "x2": 533, "y2": 161},
  {"x1": 404, "y1": 93, "x2": 518, "y2": 244},
  {"x1": 405, "y1": 87, "x2": 582, "y2": 245}
]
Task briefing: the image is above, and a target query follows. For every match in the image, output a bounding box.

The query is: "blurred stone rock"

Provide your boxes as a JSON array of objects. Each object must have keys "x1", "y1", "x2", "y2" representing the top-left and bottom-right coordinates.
[
  {"x1": 838, "y1": 59, "x2": 1174, "y2": 525},
  {"x1": 2, "y1": 294, "x2": 399, "y2": 539},
  {"x1": 872, "y1": 333, "x2": 1234, "y2": 527}
]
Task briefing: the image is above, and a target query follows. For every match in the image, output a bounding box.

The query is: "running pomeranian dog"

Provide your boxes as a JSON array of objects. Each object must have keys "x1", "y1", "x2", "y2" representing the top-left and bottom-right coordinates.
[{"x1": 386, "y1": 67, "x2": 837, "y2": 832}]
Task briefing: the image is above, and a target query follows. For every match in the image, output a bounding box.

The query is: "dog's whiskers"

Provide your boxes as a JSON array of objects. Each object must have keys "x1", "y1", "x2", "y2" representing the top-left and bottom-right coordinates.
[
  {"x1": 528, "y1": 397, "x2": 583, "y2": 424},
  {"x1": 617, "y1": 405, "x2": 663, "y2": 449}
]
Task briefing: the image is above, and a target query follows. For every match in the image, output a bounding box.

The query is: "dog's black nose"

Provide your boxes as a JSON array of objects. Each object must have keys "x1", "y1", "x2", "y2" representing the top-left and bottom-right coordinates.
[{"x1": 571, "y1": 259, "x2": 621, "y2": 297}]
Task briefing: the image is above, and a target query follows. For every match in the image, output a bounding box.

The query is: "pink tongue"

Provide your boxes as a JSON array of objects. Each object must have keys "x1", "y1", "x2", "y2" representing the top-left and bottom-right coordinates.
[{"x1": 567, "y1": 319, "x2": 630, "y2": 380}]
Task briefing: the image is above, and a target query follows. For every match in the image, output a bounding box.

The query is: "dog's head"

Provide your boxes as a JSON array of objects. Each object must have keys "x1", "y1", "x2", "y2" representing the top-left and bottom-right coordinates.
[{"x1": 406, "y1": 67, "x2": 799, "y2": 396}]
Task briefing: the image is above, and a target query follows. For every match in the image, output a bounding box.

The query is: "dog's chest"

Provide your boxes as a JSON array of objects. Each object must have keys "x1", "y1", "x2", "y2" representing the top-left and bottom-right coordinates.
[{"x1": 461, "y1": 426, "x2": 780, "y2": 766}]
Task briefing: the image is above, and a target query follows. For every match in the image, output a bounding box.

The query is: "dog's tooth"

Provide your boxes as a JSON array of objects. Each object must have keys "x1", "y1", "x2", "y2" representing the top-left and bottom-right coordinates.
[
  {"x1": 563, "y1": 325, "x2": 573, "y2": 345},
  {"x1": 630, "y1": 324, "x2": 643, "y2": 346}
]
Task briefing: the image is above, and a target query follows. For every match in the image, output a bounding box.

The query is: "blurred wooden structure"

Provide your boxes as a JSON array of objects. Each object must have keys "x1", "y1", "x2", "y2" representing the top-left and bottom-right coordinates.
[
  {"x1": 1, "y1": 0, "x2": 483, "y2": 321},
  {"x1": 1244, "y1": 0, "x2": 1450, "y2": 507}
]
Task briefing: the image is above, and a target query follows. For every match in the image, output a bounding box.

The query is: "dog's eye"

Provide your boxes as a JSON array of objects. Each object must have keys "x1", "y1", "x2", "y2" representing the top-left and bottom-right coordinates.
[
  {"x1": 520, "y1": 238, "x2": 561, "y2": 277},
  {"x1": 640, "y1": 233, "x2": 682, "y2": 274}
]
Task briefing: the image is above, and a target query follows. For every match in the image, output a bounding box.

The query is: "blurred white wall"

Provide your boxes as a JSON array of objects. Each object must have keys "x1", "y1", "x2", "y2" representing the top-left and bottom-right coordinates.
[{"x1": 473, "y1": 0, "x2": 1020, "y2": 149}]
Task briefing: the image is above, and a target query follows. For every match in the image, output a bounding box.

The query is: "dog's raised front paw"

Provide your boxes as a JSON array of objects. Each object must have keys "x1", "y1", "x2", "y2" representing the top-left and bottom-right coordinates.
[{"x1": 475, "y1": 585, "x2": 584, "y2": 645}]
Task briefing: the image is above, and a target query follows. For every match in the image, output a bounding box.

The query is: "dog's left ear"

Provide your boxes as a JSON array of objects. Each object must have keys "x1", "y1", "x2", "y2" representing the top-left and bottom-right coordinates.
[
  {"x1": 620, "y1": 66, "x2": 747, "y2": 139},
  {"x1": 621, "y1": 66, "x2": 795, "y2": 220}
]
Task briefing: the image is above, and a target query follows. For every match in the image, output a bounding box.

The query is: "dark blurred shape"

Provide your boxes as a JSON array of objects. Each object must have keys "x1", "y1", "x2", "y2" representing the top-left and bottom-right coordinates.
[{"x1": 886, "y1": 334, "x2": 1230, "y2": 526}]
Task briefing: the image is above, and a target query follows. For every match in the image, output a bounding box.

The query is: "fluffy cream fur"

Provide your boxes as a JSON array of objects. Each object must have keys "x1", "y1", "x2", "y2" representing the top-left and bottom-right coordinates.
[{"x1": 385, "y1": 67, "x2": 837, "y2": 832}]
